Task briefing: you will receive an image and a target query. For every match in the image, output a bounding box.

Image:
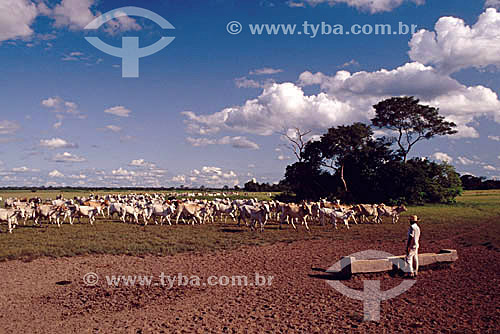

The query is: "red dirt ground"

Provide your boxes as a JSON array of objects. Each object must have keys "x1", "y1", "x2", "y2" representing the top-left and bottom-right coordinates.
[{"x1": 0, "y1": 234, "x2": 498, "y2": 333}]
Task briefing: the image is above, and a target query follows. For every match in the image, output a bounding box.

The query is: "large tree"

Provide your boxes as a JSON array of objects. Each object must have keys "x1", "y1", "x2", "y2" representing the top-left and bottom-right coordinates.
[
  {"x1": 372, "y1": 96, "x2": 457, "y2": 162},
  {"x1": 311, "y1": 123, "x2": 393, "y2": 193}
]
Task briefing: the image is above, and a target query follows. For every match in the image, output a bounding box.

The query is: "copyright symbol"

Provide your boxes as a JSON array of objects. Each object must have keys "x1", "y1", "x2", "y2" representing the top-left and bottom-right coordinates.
[
  {"x1": 83, "y1": 272, "x2": 99, "y2": 286},
  {"x1": 227, "y1": 21, "x2": 242, "y2": 35}
]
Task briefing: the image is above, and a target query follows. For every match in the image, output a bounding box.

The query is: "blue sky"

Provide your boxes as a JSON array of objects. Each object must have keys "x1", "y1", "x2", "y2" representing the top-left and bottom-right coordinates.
[{"x1": 0, "y1": 0, "x2": 499, "y2": 187}]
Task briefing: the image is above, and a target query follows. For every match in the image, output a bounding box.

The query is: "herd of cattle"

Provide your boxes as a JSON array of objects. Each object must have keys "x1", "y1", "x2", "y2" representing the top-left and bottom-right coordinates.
[{"x1": 0, "y1": 194, "x2": 407, "y2": 234}]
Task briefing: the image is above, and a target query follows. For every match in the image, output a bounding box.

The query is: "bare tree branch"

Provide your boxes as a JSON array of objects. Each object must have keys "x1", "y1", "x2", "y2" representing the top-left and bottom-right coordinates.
[{"x1": 278, "y1": 127, "x2": 313, "y2": 162}]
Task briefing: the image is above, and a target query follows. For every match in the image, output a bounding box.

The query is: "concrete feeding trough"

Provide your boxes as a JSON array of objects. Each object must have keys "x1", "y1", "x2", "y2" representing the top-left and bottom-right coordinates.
[{"x1": 327, "y1": 249, "x2": 458, "y2": 277}]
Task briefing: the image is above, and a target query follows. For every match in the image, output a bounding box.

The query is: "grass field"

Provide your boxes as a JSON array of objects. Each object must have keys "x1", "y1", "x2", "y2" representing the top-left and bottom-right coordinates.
[{"x1": 0, "y1": 190, "x2": 498, "y2": 261}]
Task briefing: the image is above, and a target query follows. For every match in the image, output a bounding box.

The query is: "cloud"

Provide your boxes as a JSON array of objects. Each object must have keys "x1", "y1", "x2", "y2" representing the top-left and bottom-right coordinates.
[
  {"x1": 172, "y1": 175, "x2": 186, "y2": 183},
  {"x1": 299, "y1": 62, "x2": 500, "y2": 138},
  {"x1": 235, "y1": 77, "x2": 264, "y2": 89},
  {"x1": 68, "y1": 174, "x2": 86, "y2": 179},
  {"x1": 171, "y1": 166, "x2": 240, "y2": 187},
  {"x1": 41, "y1": 96, "x2": 86, "y2": 129},
  {"x1": 186, "y1": 136, "x2": 260, "y2": 149},
  {"x1": 186, "y1": 57, "x2": 500, "y2": 140},
  {"x1": 338, "y1": 59, "x2": 360, "y2": 68},
  {"x1": 485, "y1": 0, "x2": 500, "y2": 9},
  {"x1": 183, "y1": 82, "x2": 357, "y2": 136},
  {"x1": 409, "y1": 9, "x2": 500, "y2": 74},
  {"x1": 40, "y1": 138, "x2": 78, "y2": 149},
  {"x1": 104, "y1": 125, "x2": 122, "y2": 132},
  {"x1": 287, "y1": 1, "x2": 306, "y2": 8},
  {"x1": 41, "y1": 96, "x2": 84, "y2": 118},
  {"x1": 52, "y1": 152, "x2": 86, "y2": 163},
  {"x1": 49, "y1": 170, "x2": 65, "y2": 178},
  {"x1": 61, "y1": 51, "x2": 93, "y2": 62},
  {"x1": 488, "y1": 135, "x2": 500, "y2": 141},
  {"x1": 0, "y1": 120, "x2": 20, "y2": 135},
  {"x1": 249, "y1": 67, "x2": 283, "y2": 75},
  {"x1": 0, "y1": 0, "x2": 141, "y2": 41},
  {"x1": 218, "y1": 136, "x2": 260, "y2": 149},
  {"x1": 104, "y1": 106, "x2": 132, "y2": 117},
  {"x1": 186, "y1": 137, "x2": 217, "y2": 147},
  {"x1": 0, "y1": 0, "x2": 38, "y2": 42},
  {"x1": 51, "y1": 0, "x2": 97, "y2": 30},
  {"x1": 457, "y1": 156, "x2": 476, "y2": 165},
  {"x1": 431, "y1": 152, "x2": 453, "y2": 163},
  {"x1": 202, "y1": 166, "x2": 223, "y2": 175},
  {"x1": 12, "y1": 166, "x2": 40, "y2": 173},
  {"x1": 102, "y1": 10, "x2": 142, "y2": 35},
  {"x1": 112, "y1": 167, "x2": 135, "y2": 176},
  {"x1": 128, "y1": 159, "x2": 156, "y2": 168},
  {"x1": 483, "y1": 165, "x2": 497, "y2": 171},
  {"x1": 288, "y1": 0, "x2": 425, "y2": 13},
  {"x1": 277, "y1": 154, "x2": 290, "y2": 161}
]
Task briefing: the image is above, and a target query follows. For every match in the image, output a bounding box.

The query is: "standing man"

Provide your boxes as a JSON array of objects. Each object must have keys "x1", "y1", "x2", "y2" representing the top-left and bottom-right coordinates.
[{"x1": 406, "y1": 215, "x2": 421, "y2": 277}]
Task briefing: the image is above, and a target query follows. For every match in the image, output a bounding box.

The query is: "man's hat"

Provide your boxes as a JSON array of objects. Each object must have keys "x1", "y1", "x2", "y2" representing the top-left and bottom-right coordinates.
[{"x1": 409, "y1": 215, "x2": 420, "y2": 222}]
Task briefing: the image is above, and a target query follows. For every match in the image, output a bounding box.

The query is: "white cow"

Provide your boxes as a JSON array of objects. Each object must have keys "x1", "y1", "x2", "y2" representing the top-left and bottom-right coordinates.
[
  {"x1": 35, "y1": 205, "x2": 63, "y2": 227},
  {"x1": 213, "y1": 202, "x2": 237, "y2": 223},
  {"x1": 145, "y1": 204, "x2": 175, "y2": 226},
  {"x1": 175, "y1": 202, "x2": 203, "y2": 225},
  {"x1": 377, "y1": 204, "x2": 407, "y2": 224},
  {"x1": 238, "y1": 204, "x2": 270, "y2": 232},
  {"x1": 0, "y1": 208, "x2": 20, "y2": 233},
  {"x1": 74, "y1": 205, "x2": 98, "y2": 225},
  {"x1": 320, "y1": 208, "x2": 356, "y2": 229}
]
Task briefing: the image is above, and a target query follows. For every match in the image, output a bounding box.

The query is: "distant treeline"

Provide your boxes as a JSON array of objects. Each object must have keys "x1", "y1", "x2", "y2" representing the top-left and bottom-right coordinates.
[{"x1": 460, "y1": 175, "x2": 500, "y2": 190}]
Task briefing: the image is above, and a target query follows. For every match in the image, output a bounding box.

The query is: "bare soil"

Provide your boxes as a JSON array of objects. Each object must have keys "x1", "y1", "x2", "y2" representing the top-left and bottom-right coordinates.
[{"x1": 0, "y1": 233, "x2": 498, "y2": 333}]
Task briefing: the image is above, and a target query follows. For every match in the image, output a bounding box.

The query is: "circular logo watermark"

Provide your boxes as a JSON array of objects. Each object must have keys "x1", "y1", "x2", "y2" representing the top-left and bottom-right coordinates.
[
  {"x1": 83, "y1": 272, "x2": 99, "y2": 286},
  {"x1": 326, "y1": 250, "x2": 416, "y2": 322},
  {"x1": 227, "y1": 21, "x2": 243, "y2": 35}
]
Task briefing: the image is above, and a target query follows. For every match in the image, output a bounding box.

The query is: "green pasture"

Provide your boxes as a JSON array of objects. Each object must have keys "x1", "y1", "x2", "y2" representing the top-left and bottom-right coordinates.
[{"x1": 0, "y1": 190, "x2": 498, "y2": 261}]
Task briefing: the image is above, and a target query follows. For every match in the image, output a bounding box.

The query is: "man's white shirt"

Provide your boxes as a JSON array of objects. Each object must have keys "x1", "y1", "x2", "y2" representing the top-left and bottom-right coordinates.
[{"x1": 407, "y1": 223, "x2": 421, "y2": 249}]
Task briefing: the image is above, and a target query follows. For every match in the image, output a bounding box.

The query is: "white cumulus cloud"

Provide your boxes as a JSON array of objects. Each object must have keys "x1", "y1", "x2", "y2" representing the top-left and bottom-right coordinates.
[
  {"x1": 184, "y1": 60, "x2": 500, "y2": 139},
  {"x1": 104, "y1": 125, "x2": 122, "y2": 132},
  {"x1": 104, "y1": 106, "x2": 132, "y2": 117},
  {"x1": 186, "y1": 136, "x2": 259, "y2": 149},
  {"x1": 288, "y1": 0, "x2": 425, "y2": 13},
  {"x1": 49, "y1": 170, "x2": 65, "y2": 178},
  {"x1": 0, "y1": 0, "x2": 38, "y2": 42},
  {"x1": 249, "y1": 67, "x2": 283, "y2": 75},
  {"x1": 409, "y1": 8, "x2": 500, "y2": 74},
  {"x1": 431, "y1": 152, "x2": 453, "y2": 163},
  {"x1": 52, "y1": 152, "x2": 86, "y2": 163},
  {"x1": 0, "y1": 120, "x2": 20, "y2": 135},
  {"x1": 40, "y1": 138, "x2": 78, "y2": 149},
  {"x1": 457, "y1": 156, "x2": 476, "y2": 165}
]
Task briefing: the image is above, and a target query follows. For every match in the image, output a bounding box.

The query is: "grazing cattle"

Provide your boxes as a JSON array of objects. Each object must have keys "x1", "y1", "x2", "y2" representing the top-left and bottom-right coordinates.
[
  {"x1": 108, "y1": 202, "x2": 126, "y2": 219},
  {"x1": 35, "y1": 205, "x2": 62, "y2": 227},
  {"x1": 280, "y1": 202, "x2": 313, "y2": 231},
  {"x1": 121, "y1": 205, "x2": 141, "y2": 224},
  {"x1": 11, "y1": 202, "x2": 35, "y2": 225},
  {"x1": 83, "y1": 201, "x2": 106, "y2": 217},
  {"x1": 0, "y1": 208, "x2": 20, "y2": 233},
  {"x1": 213, "y1": 202, "x2": 237, "y2": 223},
  {"x1": 4, "y1": 198, "x2": 16, "y2": 208},
  {"x1": 175, "y1": 202, "x2": 203, "y2": 225},
  {"x1": 238, "y1": 204, "x2": 270, "y2": 232},
  {"x1": 354, "y1": 204, "x2": 380, "y2": 224},
  {"x1": 146, "y1": 204, "x2": 175, "y2": 226},
  {"x1": 377, "y1": 204, "x2": 407, "y2": 224},
  {"x1": 74, "y1": 205, "x2": 98, "y2": 225},
  {"x1": 320, "y1": 208, "x2": 356, "y2": 229}
]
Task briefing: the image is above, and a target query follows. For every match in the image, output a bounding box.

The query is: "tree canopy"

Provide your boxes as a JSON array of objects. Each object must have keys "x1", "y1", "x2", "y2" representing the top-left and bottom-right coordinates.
[
  {"x1": 372, "y1": 96, "x2": 457, "y2": 162},
  {"x1": 280, "y1": 97, "x2": 463, "y2": 204}
]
